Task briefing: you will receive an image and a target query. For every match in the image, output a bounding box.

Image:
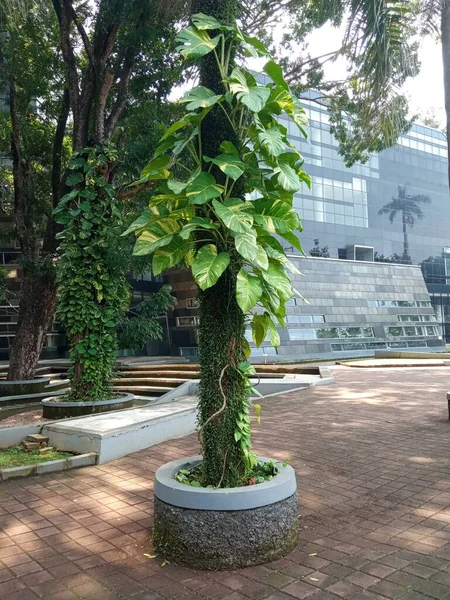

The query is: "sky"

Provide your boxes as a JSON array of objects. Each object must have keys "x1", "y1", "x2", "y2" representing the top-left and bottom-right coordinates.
[{"x1": 306, "y1": 24, "x2": 446, "y2": 128}]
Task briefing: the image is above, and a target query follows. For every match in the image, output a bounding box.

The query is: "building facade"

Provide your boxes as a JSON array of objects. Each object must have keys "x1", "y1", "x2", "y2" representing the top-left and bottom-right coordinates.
[
  {"x1": 168, "y1": 98, "x2": 450, "y2": 359},
  {"x1": 0, "y1": 95, "x2": 449, "y2": 360}
]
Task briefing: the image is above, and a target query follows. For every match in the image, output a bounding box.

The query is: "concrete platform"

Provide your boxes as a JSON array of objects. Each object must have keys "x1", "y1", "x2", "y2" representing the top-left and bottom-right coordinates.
[
  {"x1": 42, "y1": 396, "x2": 198, "y2": 464},
  {"x1": 340, "y1": 358, "x2": 448, "y2": 368}
]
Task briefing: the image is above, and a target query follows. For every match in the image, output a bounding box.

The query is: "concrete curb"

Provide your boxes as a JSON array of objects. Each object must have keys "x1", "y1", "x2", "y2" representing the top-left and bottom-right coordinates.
[
  {"x1": 0, "y1": 452, "x2": 98, "y2": 481},
  {"x1": 155, "y1": 455, "x2": 297, "y2": 511}
]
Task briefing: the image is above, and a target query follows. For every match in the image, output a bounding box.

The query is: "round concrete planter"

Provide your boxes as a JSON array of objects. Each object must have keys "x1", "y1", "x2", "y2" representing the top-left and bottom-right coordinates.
[
  {"x1": 153, "y1": 455, "x2": 298, "y2": 570},
  {"x1": 41, "y1": 393, "x2": 134, "y2": 420},
  {"x1": 0, "y1": 376, "x2": 50, "y2": 397}
]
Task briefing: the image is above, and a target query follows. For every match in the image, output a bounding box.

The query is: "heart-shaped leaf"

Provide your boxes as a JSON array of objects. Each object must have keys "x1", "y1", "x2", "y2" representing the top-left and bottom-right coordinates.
[
  {"x1": 191, "y1": 13, "x2": 222, "y2": 30},
  {"x1": 257, "y1": 126, "x2": 286, "y2": 157},
  {"x1": 212, "y1": 199, "x2": 253, "y2": 233},
  {"x1": 186, "y1": 172, "x2": 224, "y2": 204},
  {"x1": 180, "y1": 86, "x2": 222, "y2": 111},
  {"x1": 192, "y1": 245, "x2": 230, "y2": 290},
  {"x1": 133, "y1": 218, "x2": 181, "y2": 256},
  {"x1": 229, "y1": 68, "x2": 270, "y2": 112},
  {"x1": 234, "y1": 230, "x2": 258, "y2": 261},
  {"x1": 152, "y1": 237, "x2": 187, "y2": 275},
  {"x1": 204, "y1": 153, "x2": 245, "y2": 180},
  {"x1": 252, "y1": 198, "x2": 301, "y2": 233},
  {"x1": 236, "y1": 269, "x2": 263, "y2": 312},
  {"x1": 176, "y1": 27, "x2": 220, "y2": 59}
]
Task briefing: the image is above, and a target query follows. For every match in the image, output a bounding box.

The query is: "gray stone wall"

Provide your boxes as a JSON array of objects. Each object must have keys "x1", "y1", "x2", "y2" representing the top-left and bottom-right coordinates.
[{"x1": 250, "y1": 257, "x2": 445, "y2": 361}]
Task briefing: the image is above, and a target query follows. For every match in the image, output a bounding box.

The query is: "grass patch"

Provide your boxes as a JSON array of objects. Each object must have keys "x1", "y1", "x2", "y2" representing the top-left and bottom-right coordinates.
[{"x1": 0, "y1": 446, "x2": 73, "y2": 469}]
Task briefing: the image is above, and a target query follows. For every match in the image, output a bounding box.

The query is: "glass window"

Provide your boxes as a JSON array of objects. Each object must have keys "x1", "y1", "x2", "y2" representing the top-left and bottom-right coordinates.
[
  {"x1": 426, "y1": 326, "x2": 437, "y2": 336},
  {"x1": 404, "y1": 326, "x2": 416, "y2": 336},
  {"x1": 312, "y1": 315, "x2": 325, "y2": 323},
  {"x1": 316, "y1": 327, "x2": 339, "y2": 339},
  {"x1": 362, "y1": 327, "x2": 375, "y2": 337},
  {"x1": 289, "y1": 329, "x2": 316, "y2": 340},
  {"x1": 340, "y1": 327, "x2": 363, "y2": 338},
  {"x1": 386, "y1": 326, "x2": 403, "y2": 337}
]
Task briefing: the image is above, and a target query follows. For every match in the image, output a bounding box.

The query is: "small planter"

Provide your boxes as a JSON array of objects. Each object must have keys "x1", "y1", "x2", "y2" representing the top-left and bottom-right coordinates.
[
  {"x1": 153, "y1": 455, "x2": 298, "y2": 570},
  {"x1": 0, "y1": 377, "x2": 51, "y2": 398},
  {"x1": 41, "y1": 393, "x2": 134, "y2": 420}
]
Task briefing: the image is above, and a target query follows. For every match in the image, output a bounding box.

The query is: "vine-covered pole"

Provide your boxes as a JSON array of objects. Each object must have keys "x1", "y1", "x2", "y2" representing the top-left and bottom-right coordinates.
[{"x1": 192, "y1": 0, "x2": 248, "y2": 487}]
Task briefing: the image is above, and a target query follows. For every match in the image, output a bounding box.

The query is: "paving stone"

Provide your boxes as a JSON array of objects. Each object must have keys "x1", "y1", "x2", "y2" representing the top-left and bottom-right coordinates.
[{"x1": 3, "y1": 368, "x2": 450, "y2": 600}]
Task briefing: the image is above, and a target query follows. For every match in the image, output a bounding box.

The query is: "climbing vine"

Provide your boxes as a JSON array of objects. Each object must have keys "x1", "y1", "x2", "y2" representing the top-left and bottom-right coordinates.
[
  {"x1": 127, "y1": 12, "x2": 310, "y2": 486},
  {"x1": 54, "y1": 144, "x2": 130, "y2": 402}
]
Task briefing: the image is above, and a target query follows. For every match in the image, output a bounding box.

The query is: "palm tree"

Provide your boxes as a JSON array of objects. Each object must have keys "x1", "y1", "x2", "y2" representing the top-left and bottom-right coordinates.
[{"x1": 378, "y1": 185, "x2": 431, "y2": 262}]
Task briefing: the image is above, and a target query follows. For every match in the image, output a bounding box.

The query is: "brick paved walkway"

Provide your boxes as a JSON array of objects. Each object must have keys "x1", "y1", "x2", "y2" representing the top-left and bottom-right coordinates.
[{"x1": 3, "y1": 366, "x2": 450, "y2": 600}]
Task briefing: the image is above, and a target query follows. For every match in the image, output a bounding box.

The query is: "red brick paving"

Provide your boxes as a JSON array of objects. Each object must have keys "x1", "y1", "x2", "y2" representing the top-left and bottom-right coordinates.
[{"x1": 2, "y1": 366, "x2": 450, "y2": 599}]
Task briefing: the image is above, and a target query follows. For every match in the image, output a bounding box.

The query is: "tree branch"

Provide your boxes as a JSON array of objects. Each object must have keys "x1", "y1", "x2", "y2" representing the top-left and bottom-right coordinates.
[
  {"x1": 117, "y1": 180, "x2": 157, "y2": 200},
  {"x1": 69, "y1": 5, "x2": 95, "y2": 70},
  {"x1": 43, "y1": 88, "x2": 70, "y2": 254},
  {"x1": 52, "y1": 0, "x2": 81, "y2": 148},
  {"x1": 104, "y1": 48, "x2": 135, "y2": 139}
]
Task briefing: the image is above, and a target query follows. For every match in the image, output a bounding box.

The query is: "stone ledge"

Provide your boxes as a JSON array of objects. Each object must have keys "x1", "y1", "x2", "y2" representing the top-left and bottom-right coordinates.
[{"x1": 0, "y1": 452, "x2": 97, "y2": 481}]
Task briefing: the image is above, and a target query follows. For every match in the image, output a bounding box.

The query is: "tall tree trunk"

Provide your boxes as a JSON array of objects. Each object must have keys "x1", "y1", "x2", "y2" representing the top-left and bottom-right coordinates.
[
  {"x1": 193, "y1": 0, "x2": 248, "y2": 487},
  {"x1": 442, "y1": 1, "x2": 450, "y2": 190},
  {"x1": 402, "y1": 210, "x2": 409, "y2": 261},
  {"x1": 7, "y1": 268, "x2": 57, "y2": 380},
  {"x1": 6, "y1": 88, "x2": 69, "y2": 381}
]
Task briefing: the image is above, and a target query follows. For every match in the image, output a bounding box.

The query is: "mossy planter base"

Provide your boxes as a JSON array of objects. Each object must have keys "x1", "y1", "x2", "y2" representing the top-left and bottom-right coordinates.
[
  {"x1": 0, "y1": 377, "x2": 50, "y2": 397},
  {"x1": 41, "y1": 393, "x2": 134, "y2": 420},
  {"x1": 153, "y1": 455, "x2": 298, "y2": 570}
]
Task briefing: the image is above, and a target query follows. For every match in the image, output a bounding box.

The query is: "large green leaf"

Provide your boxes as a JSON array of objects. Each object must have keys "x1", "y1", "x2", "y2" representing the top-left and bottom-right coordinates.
[
  {"x1": 237, "y1": 30, "x2": 270, "y2": 58},
  {"x1": 152, "y1": 237, "x2": 187, "y2": 276},
  {"x1": 191, "y1": 13, "x2": 222, "y2": 30},
  {"x1": 133, "y1": 218, "x2": 181, "y2": 256},
  {"x1": 251, "y1": 314, "x2": 269, "y2": 347},
  {"x1": 261, "y1": 263, "x2": 293, "y2": 302},
  {"x1": 254, "y1": 245, "x2": 269, "y2": 270},
  {"x1": 274, "y1": 160, "x2": 302, "y2": 193},
  {"x1": 212, "y1": 199, "x2": 253, "y2": 233},
  {"x1": 176, "y1": 26, "x2": 220, "y2": 59},
  {"x1": 186, "y1": 172, "x2": 224, "y2": 204},
  {"x1": 122, "y1": 211, "x2": 151, "y2": 236},
  {"x1": 267, "y1": 318, "x2": 280, "y2": 347},
  {"x1": 139, "y1": 155, "x2": 171, "y2": 182},
  {"x1": 160, "y1": 117, "x2": 191, "y2": 141},
  {"x1": 257, "y1": 126, "x2": 286, "y2": 157},
  {"x1": 204, "y1": 153, "x2": 246, "y2": 180},
  {"x1": 279, "y1": 231, "x2": 303, "y2": 252},
  {"x1": 229, "y1": 68, "x2": 270, "y2": 112},
  {"x1": 179, "y1": 218, "x2": 219, "y2": 240},
  {"x1": 252, "y1": 198, "x2": 301, "y2": 233},
  {"x1": 192, "y1": 245, "x2": 230, "y2": 290},
  {"x1": 220, "y1": 141, "x2": 239, "y2": 154},
  {"x1": 180, "y1": 86, "x2": 222, "y2": 111},
  {"x1": 263, "y1": 60, "x2": 289, "y2": 91},
  {"x1": 236, "y1": 269, "x2": 263, "y2": 312},
  {"x1": 234, "y1": 230, "x2": 258, "y2": 261}
]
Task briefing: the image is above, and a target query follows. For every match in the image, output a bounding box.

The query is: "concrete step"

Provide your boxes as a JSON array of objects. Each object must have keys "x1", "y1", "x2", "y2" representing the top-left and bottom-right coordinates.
[
  {"x1": 0, "y1": 388, "x2": 70, "y2": 407},
  {"x1": 112, "y1": 377, "x2": 186, "y2": 387},
  {"x1": 121, "y1": 363, "x2": 199, "y2": 372},
  {"x1": 112, "y1": 385, "x2": 173, "y2": 396},
  {"x1": 116, "y1": 370, "x2": 198, "y2": 379}
]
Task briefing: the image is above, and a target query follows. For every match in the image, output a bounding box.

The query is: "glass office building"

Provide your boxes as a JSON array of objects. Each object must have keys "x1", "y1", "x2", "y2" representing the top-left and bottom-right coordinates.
[
  {"x1": 288, "y1": 95, "x2": 449, "y2": 265},
  {"x1": 277, "y1": 94, "x2": 450, "y2": 346}
]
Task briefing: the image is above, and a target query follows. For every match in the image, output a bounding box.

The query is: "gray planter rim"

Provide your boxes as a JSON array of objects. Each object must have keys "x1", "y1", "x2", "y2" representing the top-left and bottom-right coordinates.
[
  {"x1": 0, "y1": 376, "x2": 50, "y2": 385},
  {"x1": 41, "y1": 393, "x2": 134, "y2": 407},
  {"x1": 154, "y1": 455, "x2": 297, "y2": 511}
]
